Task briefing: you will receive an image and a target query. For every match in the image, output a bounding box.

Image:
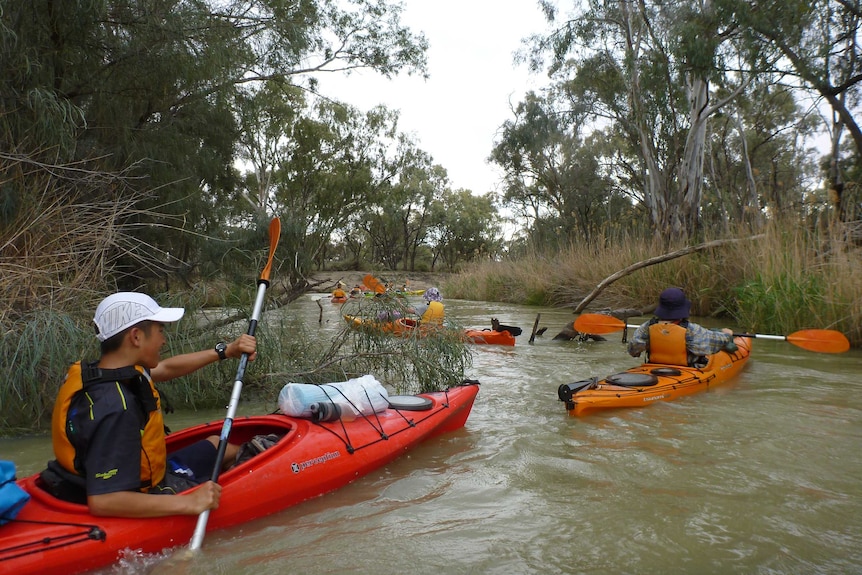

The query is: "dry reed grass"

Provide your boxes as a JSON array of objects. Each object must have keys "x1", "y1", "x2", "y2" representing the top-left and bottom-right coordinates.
[{"x1": 0, "y1": 153, "x2": 167, "y2": 322}]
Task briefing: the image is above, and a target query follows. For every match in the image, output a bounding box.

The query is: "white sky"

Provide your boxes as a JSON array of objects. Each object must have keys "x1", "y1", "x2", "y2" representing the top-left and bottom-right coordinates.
[{"x1": 317, "y1": 1, "x2": 551, "y2": 195}]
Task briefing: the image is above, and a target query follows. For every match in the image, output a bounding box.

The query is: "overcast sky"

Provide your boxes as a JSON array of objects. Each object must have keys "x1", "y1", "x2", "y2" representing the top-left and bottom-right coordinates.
[{"x1": 317, "y1": 1, "x2": 551, "y2": 195}]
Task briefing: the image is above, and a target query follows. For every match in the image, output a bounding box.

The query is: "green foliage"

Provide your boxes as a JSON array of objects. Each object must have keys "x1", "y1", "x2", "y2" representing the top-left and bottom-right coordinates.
[
  {"x1": 0, "y1": 0, "x2": 430, "y2": 296},
  {"x1": 292, "y1": 295, "x2": 472, "y2": 394},
  {"x1": 429, "y1": 189, "x2": 501, "y2": 271},
  {"x1": 732, "y1": 274, "x2": 829, "y2": 333},
  {"x1": 0, "y1": 311, "x2": 94, "y2": 433},
  {"x1": 491, "y1": 91, "x2": 629, "y2": 248}
]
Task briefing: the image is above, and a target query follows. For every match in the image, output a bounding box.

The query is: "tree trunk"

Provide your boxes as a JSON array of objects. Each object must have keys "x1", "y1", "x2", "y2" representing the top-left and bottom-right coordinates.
[
  {"x1": 678, "y1": 73, "x2": 709, "y2": 238},
  {"x1": 621, "y1": 0, "x2": 670, "y2": 240},
  {"x1": 735, "y1": 108, "x2": 762, "y2": 228}
]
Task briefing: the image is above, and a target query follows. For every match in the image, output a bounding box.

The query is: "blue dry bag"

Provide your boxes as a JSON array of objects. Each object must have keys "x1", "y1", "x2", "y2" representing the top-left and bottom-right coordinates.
[{"x1": 0, "y1": 460, "x2": 30, "y2": 525}]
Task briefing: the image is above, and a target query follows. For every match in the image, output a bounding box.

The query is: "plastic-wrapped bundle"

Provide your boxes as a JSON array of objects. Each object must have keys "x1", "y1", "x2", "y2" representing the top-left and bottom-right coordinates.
[{"x1": 278, "y1": 375, "x2": 390, "y2": 419}]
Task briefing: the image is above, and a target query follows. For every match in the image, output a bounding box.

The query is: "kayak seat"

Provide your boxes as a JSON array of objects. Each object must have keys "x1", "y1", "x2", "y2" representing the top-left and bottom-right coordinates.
[
  {"x1": 605, "y1": 373, "x2": 659, "y2": 387},
  {"x1": 650, "y1": 367, "x2": 682, "y2": 376},
  {"x1": 234, "y1": 433, "x2": 282, "y2": 467}
]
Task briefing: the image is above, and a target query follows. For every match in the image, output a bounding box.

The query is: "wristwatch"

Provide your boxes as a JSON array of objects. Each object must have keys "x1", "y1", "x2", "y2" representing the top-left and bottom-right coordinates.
[{"x1": 215, "y1": 341, "x2": 228, "y2": 361}]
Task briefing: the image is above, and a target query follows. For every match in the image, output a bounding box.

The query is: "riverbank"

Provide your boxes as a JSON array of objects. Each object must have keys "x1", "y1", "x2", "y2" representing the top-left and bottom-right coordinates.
[
  {"x1": 309, "y1": 271, "x2": 451, "y2": 294},
  {"x1": 442, "y1": 223, "x2": 860, "y2": 347}
]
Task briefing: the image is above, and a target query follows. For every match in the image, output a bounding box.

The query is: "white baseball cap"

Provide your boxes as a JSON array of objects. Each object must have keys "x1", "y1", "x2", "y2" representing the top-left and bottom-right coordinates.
[{"x1": 93, "y1": 292, "x2": 185, "y2": 342}]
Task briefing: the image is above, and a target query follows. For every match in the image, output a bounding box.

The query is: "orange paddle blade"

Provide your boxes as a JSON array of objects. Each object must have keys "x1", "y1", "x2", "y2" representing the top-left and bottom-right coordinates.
[
  {"x1": 786, "y1": 329, "x2": 850, "y2": 354},
  {"x1": 573, "y1": 313, "x2": 627, "y2": 334},
  {"x1": 362, "y1": 274, "x2": 376, "y2": 291},
  {"x1": 363, "y1": 274, "x2": 386, "y2": 294},
  {"x1": 260, "y1": 218, "x2": 281, "y2": 282}
]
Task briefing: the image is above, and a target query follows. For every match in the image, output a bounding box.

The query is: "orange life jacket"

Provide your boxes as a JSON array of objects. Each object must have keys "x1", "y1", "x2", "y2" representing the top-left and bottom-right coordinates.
[
  {"x1": 421, "y1": 301, "x2": 445, "y2": 325},
  {"x1": 52, "y1": 362, "x2": 167, "y2": 491},
  {"x1": 647, "y1": 322, "x2": 689, "y2": 366}
]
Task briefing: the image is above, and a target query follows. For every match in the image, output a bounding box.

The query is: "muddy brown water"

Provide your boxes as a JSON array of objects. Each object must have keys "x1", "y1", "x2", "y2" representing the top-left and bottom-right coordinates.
[{"x1": 3, "y1": 296, "x2": 861, "y2": 574}]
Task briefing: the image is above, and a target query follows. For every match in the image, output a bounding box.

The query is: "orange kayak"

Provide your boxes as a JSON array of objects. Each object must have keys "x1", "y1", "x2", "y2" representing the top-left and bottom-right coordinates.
[
  {"x1": 558, "y1": 337, "x2": 751, "y2": 416},
  {"x1": 0, "y1": 384, "x2": 479, "y2": 575},
  {"x1": 463, "y1": 329, "x2": 516, "y2": 346},
  {"x1": 344, "y1": 314, "x2": 419, "y2": 335}
]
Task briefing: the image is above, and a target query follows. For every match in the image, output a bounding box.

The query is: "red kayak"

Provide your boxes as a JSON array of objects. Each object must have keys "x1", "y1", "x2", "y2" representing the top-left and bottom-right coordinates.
[{"x1": 0, "y1": 383, "x2": 479, "y2": 575}]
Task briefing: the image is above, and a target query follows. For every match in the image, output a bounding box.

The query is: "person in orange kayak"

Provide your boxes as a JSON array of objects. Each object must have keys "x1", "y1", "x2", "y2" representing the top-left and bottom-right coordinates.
[
  {"x1": 331, "y1": 281, "x2": 347, "y2": 300},
  {"x1": 627, "y1": 287, "x2": 736, "y2": 367},
  {"x1": 44, "y1": 292, "x2": 256, "y2": 518},
  {"x1": 413, "y1": 287, "x2": 445, "y2": 325}
]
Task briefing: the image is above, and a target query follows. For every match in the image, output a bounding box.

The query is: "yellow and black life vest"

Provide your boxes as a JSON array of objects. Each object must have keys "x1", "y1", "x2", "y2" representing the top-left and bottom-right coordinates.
[
  {"x1": 647, "y1": 322, "x2": 688, "y2": 366},
  {"x1": 421, "y1": 301, "x2": 445, "y2": 325},
  {"x1": 52, "y1": 361, "x2": 167, "y2": 491}
]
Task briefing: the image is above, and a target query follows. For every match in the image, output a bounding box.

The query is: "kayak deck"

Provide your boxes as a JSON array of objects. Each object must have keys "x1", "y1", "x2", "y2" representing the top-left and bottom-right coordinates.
[{"x1": 559, "y1": 337, "x2": 751, "y2": 416}]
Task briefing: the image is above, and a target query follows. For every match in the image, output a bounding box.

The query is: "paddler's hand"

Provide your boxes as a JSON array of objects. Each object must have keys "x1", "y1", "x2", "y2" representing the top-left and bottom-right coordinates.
[
  {"x1": 227, "y1": 334, "x2": 257, "y2": 361},
  {"x1": 186, "y1": 480, "x2": 222, "y2": 514}
]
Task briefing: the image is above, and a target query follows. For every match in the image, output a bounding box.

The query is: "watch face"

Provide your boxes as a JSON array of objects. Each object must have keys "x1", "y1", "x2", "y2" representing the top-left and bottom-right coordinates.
[{"x1": 216, "y1": 342, "x2": 227, "y2": 358}]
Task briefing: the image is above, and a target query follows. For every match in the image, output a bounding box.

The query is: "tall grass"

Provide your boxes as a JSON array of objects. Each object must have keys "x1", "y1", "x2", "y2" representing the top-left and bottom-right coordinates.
[
  {"x1": 0, "y1": 311, "x2": 94, "y2": 434},
  {"x1": 446, "y1": 231, "x2": 747, "y2": 313},
  {"x1": 731, "y1": 222, "x2": 860, "y2": 340}
]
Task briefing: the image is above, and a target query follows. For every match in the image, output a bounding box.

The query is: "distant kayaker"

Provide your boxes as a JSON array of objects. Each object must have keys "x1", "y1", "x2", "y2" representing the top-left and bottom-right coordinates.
[
  {"x1": 413, "y1": 287, "x2": 445, "y2": 325},
  {"x1": 332, "y1": 281, "x2": 347, "y2": 299},
  {"x1": 43, "y1": 292, "x2": 256, "y2": 518},
  {"x1": 627, "y1": 287, "x2": 736, "y2": 367}
]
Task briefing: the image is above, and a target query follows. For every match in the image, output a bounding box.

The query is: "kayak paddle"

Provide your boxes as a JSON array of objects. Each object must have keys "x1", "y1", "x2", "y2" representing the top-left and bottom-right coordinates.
[
  {"x1": 573, "y1": 313, "x2": 850, "y2": 354},
  {"x1": 362, "y1": 273, "x2": 386, "y2": 294},
  {"x1": 189, "y1": 217, "x2": 281, "y2": 551}
]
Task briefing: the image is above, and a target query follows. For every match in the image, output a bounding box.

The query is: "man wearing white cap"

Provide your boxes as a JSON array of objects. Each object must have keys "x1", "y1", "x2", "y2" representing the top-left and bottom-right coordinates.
[{"x1": 45, "y1": 292, "x2": 256, "y2": 518}]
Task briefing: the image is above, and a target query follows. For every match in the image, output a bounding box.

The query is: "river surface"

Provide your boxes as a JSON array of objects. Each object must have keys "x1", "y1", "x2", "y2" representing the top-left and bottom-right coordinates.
[{"x1": 3, "y1": 296, "x2": 862, "y2": 574}]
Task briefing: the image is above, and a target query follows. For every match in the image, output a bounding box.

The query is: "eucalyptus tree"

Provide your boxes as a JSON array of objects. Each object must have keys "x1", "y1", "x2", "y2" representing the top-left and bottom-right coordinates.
[
  {"x1": 428, "y1": 189, "x2": 502, "y2": 271},
  {"x1": 235, "y1": 93, "x2": 403, "y2": 276},
  {"x1": 361, "y1": 182, "x2": 405, "y2": 270},
  {"x1": 490, "y1": 90, "x2": 622, "y2": 247},
  {"x1": 529, "y1": 0, "x2": 751, "y2": 241},
  {"x1": 270, "y1": 102, "x2": 394, "y2": 275},
  {"x1": 702, "y1": 80, "x2": 819, "y2": 229},
  {"x1": 394, "y1": 155, "x2": 448, "y2": 271},
  {"x1": 725, "y1": 0, "x2": 862, "y2": 215},
  {"x1": 349, "y1": 142, "x2": 450, "y2": 271}
]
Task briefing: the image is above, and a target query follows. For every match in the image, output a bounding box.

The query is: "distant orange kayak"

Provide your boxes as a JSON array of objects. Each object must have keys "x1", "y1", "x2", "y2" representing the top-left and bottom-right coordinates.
[
  {"x1": 344, "y1": 314, "x2": 416, "y2": 335},
  {"x1": 345, "y1": 316, "x2": 516, "y2": 345},
  {"x1": 463, "y1": 329, "x2": 516, "y2": 346},
  {"x1": 558, "y1": 336, "x2": 751, "y2": 416}
]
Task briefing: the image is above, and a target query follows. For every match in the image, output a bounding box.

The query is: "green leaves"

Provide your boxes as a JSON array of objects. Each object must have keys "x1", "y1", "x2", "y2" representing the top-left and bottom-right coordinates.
[{"x1": 1, "y1": 0, "x2": 432, "y2": 293}]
